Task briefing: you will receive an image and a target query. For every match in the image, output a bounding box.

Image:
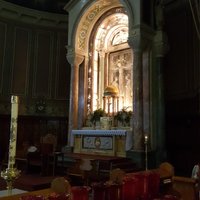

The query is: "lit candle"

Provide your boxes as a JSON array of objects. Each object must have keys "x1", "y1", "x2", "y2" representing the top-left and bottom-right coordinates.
[
  {"x1": 8, "y1": 95, "x2": 19, "y2": 169},
  {"x1": 144, "y1": 134, "x2": 148, "y2": 143}
]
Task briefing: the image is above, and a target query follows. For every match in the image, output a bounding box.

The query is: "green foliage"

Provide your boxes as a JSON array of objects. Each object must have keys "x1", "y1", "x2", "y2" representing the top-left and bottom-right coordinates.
[
  {"x1": 90, "y1": 108, "x2": 105, "y2": 123},
  {"x1": 115, "y1": 107, "x2": 133, "y2": 124}
]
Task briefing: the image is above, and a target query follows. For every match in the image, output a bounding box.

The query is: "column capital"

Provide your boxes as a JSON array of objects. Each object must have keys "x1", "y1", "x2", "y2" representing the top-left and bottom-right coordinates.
[
  {"x1": 65, "y1": 45, "x2": 84, "y2": 66},
  {"x1": 153, "y1": 1, "x2": 169, "y2": 57},
  {"x1": 128, "y1": 24, "x2": 155, "y2": 51},
  {"x1": 154, "y1": 30, "x2": 169, "y2": 57},
  {"x1": 98, "y1": 49, "x2": 106, "y2": 58}
]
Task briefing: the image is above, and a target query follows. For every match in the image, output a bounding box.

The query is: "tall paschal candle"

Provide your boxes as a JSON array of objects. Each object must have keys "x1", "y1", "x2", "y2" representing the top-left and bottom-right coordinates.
[{"x1": 8, "y1": 95, "x2": 19, "y2": 169}]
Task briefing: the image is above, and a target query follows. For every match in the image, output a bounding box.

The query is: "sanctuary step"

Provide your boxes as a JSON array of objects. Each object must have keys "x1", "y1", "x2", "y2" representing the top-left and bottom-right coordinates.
[
  {"x1": 98, "y1": 157, "x2": 137, "y2": 174},
  {"x1": 62, "y1": 153, "x2": 138, "y2": 185},
  {"x1": 0, "y1": 173, "x2": 56, "y2": 191}
]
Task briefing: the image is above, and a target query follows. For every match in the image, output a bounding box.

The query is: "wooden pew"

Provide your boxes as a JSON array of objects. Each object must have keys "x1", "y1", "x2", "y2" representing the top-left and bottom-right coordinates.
[{"x1": 172, "y1": 176, "x2": 198, "y2": 200}]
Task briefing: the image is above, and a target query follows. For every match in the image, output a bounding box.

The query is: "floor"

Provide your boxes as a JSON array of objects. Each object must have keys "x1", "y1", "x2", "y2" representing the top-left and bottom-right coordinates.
[
  {"x1": 0, "y1": 172, "x2": 57, "y2": 191},
  {"x1": 0, "y1": 166, "x2": 87, "y2": 192}
]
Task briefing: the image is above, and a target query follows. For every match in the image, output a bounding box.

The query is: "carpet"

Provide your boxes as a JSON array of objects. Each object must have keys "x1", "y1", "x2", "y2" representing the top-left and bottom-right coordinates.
[{"x1": 0, "y1": 173, "x2": 58, "y2": 191}]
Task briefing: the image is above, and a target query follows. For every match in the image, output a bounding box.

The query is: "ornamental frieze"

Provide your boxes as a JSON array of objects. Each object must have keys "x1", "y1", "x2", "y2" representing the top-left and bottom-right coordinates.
[{"x1": 78, "y1": 1, "x2": 112, "y2": 50}]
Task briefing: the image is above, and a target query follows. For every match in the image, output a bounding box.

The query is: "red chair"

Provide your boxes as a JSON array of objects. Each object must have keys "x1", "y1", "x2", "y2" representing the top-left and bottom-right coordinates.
[
  {"x1": 132, "y1": 172, "x2": 150, "y2": 200},
  {"x1": 122, "y1": 176, "x2": 140, "y2": 200},
  {"x1": 148, "y1": 171, "x2": 161, "y2": 199},
  {"x1": 131, "y1": 171, "x2": 160, "y2": 200},
  {"x1": 91, "y1": 182, "x2": 107, "y2": 200},
  {"x1": 71, "y1": 186, "x2": 90, "y2": 200},
  {"x1": 105, "y1": 183, "x2": 122, "y2": 200}
]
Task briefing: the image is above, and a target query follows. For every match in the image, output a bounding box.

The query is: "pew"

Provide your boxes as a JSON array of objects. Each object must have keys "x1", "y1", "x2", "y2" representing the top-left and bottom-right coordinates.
[{"x1": 172, "y1": 176, "x2": 198, "y2": 200}]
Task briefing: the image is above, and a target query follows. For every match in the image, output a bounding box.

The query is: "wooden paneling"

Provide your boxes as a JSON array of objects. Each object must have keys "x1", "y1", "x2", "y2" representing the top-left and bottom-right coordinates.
[
  {"x1": 11, "y1": 27, "x2": 30, "y2": 95},
  {"x1": 0, "y1": 22, "x2": 7, "y2": 94},
  {"x1": 0, "y1": 15, "x2": 69, "y2": 116},
  {"x1": 55, "y1": 33, "x2": 69, "y2": 100},
  {"x1": 0, "y1": 115, "x2": 68, "y2": 163},
  {"x1": 33, "y1": 31, "x2": 53, "y2": 98}
]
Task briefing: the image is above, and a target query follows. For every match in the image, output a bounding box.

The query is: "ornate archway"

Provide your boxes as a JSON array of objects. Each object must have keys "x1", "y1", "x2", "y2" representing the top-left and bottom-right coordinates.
[
  {"x1": 65, "y1": 0, "x2": 167, "y2": 168},
  {"x1": 65, "y1": 0, "x2": 135, "y2": 137}
]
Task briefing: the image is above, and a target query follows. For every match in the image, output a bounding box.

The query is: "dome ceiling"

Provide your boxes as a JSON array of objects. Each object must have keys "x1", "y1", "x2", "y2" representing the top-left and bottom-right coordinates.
[{"x1": 3, "y1": 0, "x2": 70, "y2": 14}]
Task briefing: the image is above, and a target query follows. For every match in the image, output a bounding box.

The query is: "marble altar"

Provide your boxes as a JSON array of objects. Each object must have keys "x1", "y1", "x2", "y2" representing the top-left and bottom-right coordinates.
[{"x1": 71, "y1": 129, "x2": 132, "y2": 157}]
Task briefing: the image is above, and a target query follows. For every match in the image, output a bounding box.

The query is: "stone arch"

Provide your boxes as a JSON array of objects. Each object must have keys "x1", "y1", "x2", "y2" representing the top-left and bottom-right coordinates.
[
  {"x1": 65, "y1": 0, "x2": 163, "y2": 164},
  {"x1": 65, "y1": 0, "x2": 169, "y2": 169},
  {"x1": 65, "y1": 0, "x2": 136, "y2": 56},
  {"x1": 75, "y1": 1, "x2": 125, "y2": 56},
  {"x1": 65, "y1": 0, "x2": 136, "y2": 144}
]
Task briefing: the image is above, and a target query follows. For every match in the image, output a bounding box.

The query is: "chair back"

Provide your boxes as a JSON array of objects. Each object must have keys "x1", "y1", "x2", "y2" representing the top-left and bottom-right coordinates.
[
  {"x1": 40, "y1": 133, "x2": 57, "y2": 151},
  {"x1": 40, "y1": 143, "x2": 53, "y2": 155}
]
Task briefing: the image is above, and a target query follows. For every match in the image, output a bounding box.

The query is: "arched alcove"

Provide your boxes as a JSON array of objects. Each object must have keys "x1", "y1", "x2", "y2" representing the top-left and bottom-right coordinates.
[
  {"x1": 87, "y1": 8, "x2": 133, "y2": 114},
  {"x1": 65, "y1": 0, "x2": 135, "y2": 130},
  {"x1": 65, "y1": 0, "x2": 166, "y2": 168}
]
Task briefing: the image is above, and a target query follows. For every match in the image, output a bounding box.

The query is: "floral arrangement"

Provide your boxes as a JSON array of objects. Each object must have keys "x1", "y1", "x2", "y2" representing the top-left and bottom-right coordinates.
[
  {"x1": 90, "y1": 108, "x2": 106, "y2": 124},
  {"x1": 115, "y1": 107, "x2": 133, "y2": 126}
]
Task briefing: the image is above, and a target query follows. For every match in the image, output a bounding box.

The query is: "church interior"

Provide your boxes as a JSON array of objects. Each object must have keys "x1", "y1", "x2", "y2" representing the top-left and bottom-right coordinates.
[{"x1": 0, "y1": 0, "x2": 200, "y2": 199}]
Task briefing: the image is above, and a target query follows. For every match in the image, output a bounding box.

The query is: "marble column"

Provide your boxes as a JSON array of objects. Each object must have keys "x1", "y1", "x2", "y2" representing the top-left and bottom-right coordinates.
[
  {"x1": 66, "y1": 45, "x2": 84, "y2": 146},
  {"x1": 128, "y1": 29, "x2": 144, "y2": 151},
  {"x1": 128, "y1": 25, "x2": 154, "y2": 152},
  {"x1": 98, "y1": 50, "x2": 106, "y2": 108},
  {"x1": 154, "y1": 2, "x2": 169, "y2": 162}
]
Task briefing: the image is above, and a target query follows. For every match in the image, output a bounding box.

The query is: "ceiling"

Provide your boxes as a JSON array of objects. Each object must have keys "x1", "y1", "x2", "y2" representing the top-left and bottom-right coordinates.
[
  {"x1": 2, "y1": 0, "x2": 180, "y2": 15},
  {"x1": 3, "y1": 0, "x2": 70, "y2": 14}
]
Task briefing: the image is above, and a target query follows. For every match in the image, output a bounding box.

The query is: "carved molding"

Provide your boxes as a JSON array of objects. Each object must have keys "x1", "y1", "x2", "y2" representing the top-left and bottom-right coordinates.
[
  {"x1": 76, "y1": 0, "x2": 121, "y2": 52},
  {"x1": 0, "y1": 0, "x2": 68, "y2": 29},
  {"x1": 128, "y1": 24, "x2": 155, "y2": 51},
  {"x1": 66, "y1": 45, "x2": 85, "y2": 66}
]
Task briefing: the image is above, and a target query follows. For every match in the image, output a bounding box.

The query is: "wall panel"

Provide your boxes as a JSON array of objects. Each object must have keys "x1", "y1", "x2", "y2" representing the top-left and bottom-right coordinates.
[
  {"x1": 55, "y1": 33, "x2": 69, "y2": 100},
  {"x1": 0, "y1": 22, "x2": 7, "y2": 94},
  {"x1": 11, "y1": 27, "x2": 30, "y2": 95},
  {"x1": 33, "y1": 31, "x2": 53, "y2": 98}
]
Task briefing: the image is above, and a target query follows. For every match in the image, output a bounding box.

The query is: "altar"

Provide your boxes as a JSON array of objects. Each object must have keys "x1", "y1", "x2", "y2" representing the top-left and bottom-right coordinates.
[{"x1": 71, "y1": 129, "x2": 132, "y2": 157}]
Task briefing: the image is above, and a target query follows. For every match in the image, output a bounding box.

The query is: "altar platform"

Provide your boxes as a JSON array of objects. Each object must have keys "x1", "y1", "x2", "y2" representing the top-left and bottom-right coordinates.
[{"x1": 56, "y1": 152, "x2": 137, "y2": 185}]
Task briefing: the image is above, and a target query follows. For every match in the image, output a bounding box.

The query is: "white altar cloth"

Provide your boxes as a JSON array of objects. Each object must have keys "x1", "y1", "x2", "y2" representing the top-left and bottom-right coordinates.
[{"x1": 71, "y1": 129, "x2": 132, "y2": 151}]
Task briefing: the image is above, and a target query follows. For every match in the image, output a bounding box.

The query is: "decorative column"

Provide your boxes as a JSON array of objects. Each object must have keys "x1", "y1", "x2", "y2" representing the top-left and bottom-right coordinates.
[
  {"x1": 154, "y1": 2, "x2": 169, "y2": 163},
  {"x1": 128, "y1": 28, "x2": 145, "y2": 150},
  {"x1": 127, "y1": 25, "x2": 154, "y2": 169},
  {"x1": 98, "y1": 50, "x2": 106, "y2": 108},
  {"x1": 66, "y1": 46, "x2": 84, "y2": 146}
]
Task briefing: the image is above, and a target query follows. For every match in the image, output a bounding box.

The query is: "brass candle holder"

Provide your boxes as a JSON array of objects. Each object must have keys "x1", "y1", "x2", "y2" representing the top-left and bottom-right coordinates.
[
  {"x1": 1, "y1": 95, "x2": 21, "y2": 195},
  {"x1": 1, "y1": 167, "x2": 21, "y2": 195}
]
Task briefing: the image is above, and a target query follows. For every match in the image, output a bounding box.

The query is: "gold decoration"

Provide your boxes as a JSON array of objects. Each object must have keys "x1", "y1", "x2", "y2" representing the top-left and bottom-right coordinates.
[
  {"x1": 1, "y1": 168, "x2": 21, "y2": 195},
  {"x1": 104, "y1": 85, "x2": 119, "y2": 96}
]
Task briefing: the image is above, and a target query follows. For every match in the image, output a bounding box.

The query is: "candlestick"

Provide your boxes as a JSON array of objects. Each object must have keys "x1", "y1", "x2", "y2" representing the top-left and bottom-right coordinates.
[
  {"x1": 144, "y1": 134, "x2": 148, "y2": 171},
  {"x1": 1, "y1": 95, "x2": 21, "y2": 196},
  {"x1": 8, "y1": 95, "x2": 19, "y2": 168},
  {"x1": 1, "y1": 168, "x2": 21, "y2": 195}
]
